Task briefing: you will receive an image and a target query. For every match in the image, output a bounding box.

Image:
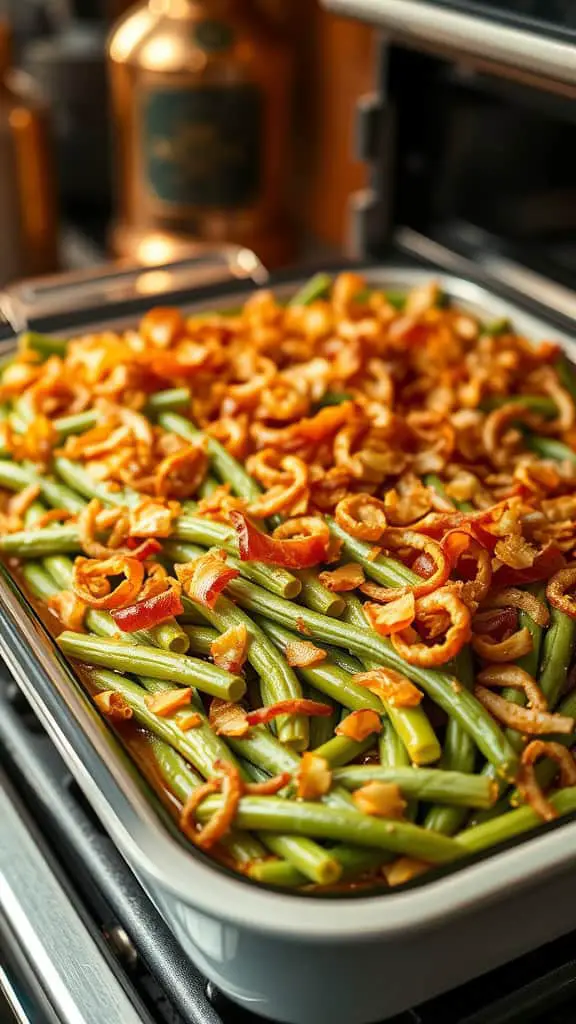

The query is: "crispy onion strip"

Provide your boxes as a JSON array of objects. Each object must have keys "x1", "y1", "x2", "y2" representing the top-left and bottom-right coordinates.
[
  {"x1": 482, "y1": 587, "x2": 550, "y2": 627},
  {"x1": 476, "y1": 664, "x2": 548, "y2": 711},
  {"x1": 335, "y1": 493, "x2": 387, "y2": 542},
  {"x1": 473, "y1": 686, "x2": 574, "y2": 735},
  {"x1": 390, "y1": 588, "x2": 471, "y2": 667},
  {"x1": 442, "y1": 531, "x2": 492, "y2": 607},
  {"x1": 517, "y1": 740, "x2": 576, "y2": 821},
  {"x1": 546, "y1": 567, "x2": 576, "y2": 620},
  {"x1": 361, "y1": 529, "x2": 450, "y2": 602},
  {"x1": 78, "y1": 499, "x2": 130, "y2": 558},
  {"x1": 247, "y1": 454, "x2": 308, "y2": 518},
  {"x1": 471, "y1": 627, "x2": 533, "y2": 662},
  {"x1": 180, "y1": 760, "x2": 242, "y2": 851},
  {"x1": 72, "y1": 554, "x2": 144, "y2": 609}
]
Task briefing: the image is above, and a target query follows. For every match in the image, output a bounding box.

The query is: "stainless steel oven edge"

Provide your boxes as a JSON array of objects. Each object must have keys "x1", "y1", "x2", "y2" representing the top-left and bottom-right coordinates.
[{"x1": 2, "y1": 266, "x2": 576, "y2": 1024}]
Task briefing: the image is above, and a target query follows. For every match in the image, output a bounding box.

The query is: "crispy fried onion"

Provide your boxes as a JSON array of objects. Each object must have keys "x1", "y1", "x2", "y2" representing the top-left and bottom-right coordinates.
[
  {"x1": 284, "y1": 640, "x2": 327, "y2": 667},
  {"x1": 296, "y1": 752, "x2": 332, "y2": 799},
  {"x1": 481, "y1": 586, "x2": 550, "y2": 627},
  {"x1": 391, "y1": 588, "x2": 472, "y2": 667},
  {"x1": 482, "y1": 402, "x2": 538, "y2": 467},
  {"x1": 247, "y1": 452, "x2": 309, "y2": 518},
  {"x1": 129, "y1": 497, "x2": 180, "y2": 538},
  {"x1": 175, "y1": 549, "x2": 238, "y2": 608},
  {"x1": 471, "y1": 626, "x2": 533, "y2": 662},
  {"x1": 155, "y1": 443, "x2": 208, "y2": 499},
  {"x1": 209, "y1": 697, "x2": 250, "y2": 737},
  {"x1": 47, "y1": 589, "x2": 87, "y2": 631},
  {"x1": 546, "y1": 567, "x2": 576, "y2": 620},
  {"x1": 473, "y1": 687, "x2": 574, "y2": 735},
  {"x1": 210, "y1": 624, "x2": 248, "y2": 674},
  {"x1": 318, "y1": 563, "x2": 365, "y2": 592},
  {"x1": 246, "y1": 699, "x2": 333, "y2": 726},
  {"x1": 517, "y1": 740, "x2": 576, "y2": 821},
  {"x1": 145, "y1": 688, "x2": 192, "y2": 716},
  {"x1": 363, "y1": 593, "x2": 416, "y2": 636},
  {"x1": 353, "y1": 781, "x2": 407, "y2": 819},
  {"x1": 78, "y1": 499, "x2": 130, "y2": 558},
  {"x1": 9, "y1": 483, "x2": 41, "y2": 519},
  {"x1": 335, "y1": 709, "x2": 382, "y2": 741},
  {"x1": 441, "y1": 531, "x2": 492, "y2": 607},
  {"x1": 361, "y1": 530, "x2": 449, "y2": 602},
  {"x1": 477, "y1": 664, "x2": 548, "y2": 711},
  {"x1": 353, "y1": 667, "x2": 423, "y2": 707},
  {"x1": 180, "y1": 760, "x2": 243, "y2": 850},
  {"x1": 335, "y1": 493, "x2": 387, "y2": 541},
  {"x1": 72, "y1": 554, "x2": 144, "y2": 609},
  {"x1": 93, "y1": 691, "x2": 133, "y2": 720}
]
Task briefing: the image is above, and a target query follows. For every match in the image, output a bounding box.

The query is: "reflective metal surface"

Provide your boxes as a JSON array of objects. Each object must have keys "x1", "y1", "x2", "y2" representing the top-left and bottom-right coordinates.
[
  {"x1": 0, "y1": 766, "x2": 152, "y2": 1024},
  {"x1": 321, "y1": 0, "x2": 576, "y2": 85}
]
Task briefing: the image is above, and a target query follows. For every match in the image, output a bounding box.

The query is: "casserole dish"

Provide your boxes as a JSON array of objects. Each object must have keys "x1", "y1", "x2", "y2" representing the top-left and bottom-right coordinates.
[{"x1": 1, "y1": 257, "x2": 576, "y2": 1024}]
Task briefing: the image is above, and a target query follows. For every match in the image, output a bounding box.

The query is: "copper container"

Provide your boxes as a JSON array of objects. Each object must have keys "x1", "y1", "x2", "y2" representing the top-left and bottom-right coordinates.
[
  {"x1": 107, "y1": 0, "x2": 296, "y2": 269},
  {"x1": 0, "y1": 22, "x2": 58, "y2": 286}
]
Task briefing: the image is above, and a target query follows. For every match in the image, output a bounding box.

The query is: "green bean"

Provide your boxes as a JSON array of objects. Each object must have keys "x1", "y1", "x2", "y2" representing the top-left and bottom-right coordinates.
[
  {"x1": 256, "y1": 834, "x2": 340, "y2": 885},
  {"x1": 19, "y1": 330, "x2": 67, "y2": 359},
  {"x1": 22, "y1": 559, "x2": 113, "y2": 638},
  {"x1": 554, "y1": 354, "x2": 576, "y2": 405},
  {"x1": 57, "y1": 631, "x2": 246, "y2": 702},
  {"x1": 228, "y1": 578, "x2": 518, "y2": 779},
  {"x1": 1, "y1": 525, "x2": 82, "y2": 557},
  {"x1": 538, "y1": 607, "x2": 576, "y2": 707},
  {"x1": 334, "y1": 766, "x2": 495, "y2": 808},
  {"x1": 164, "y1": 537, "x2": 301, "y2": 600},
  {"x1": 499, "y1": 585, "x2": 546, "y2": 753},
  {"x1": 460, "y1": 787, "x2": 576, "y2": 854},
  {"x1": 257, "y1": 617, "x2": 383, "y2": 713},
  {"x1": 295, "y1": 568, "x2": 345, "y2": 617},
  {"x1": 197, "y1": 474, "x2": 220, "y2": 500},
  {"x1": 195, "y1": 793, "x2": 463, "y2": 864},
  {"x1": 525, "y1": 436, "x2": 576, "y2": 466},
  {"x1": 329, "y1": 845, "x2": 386, "y2": 880},
  {"x1": 136, "y1": 734, "x2": 266, "y2": 869},
  {"x1": 306, "y1": 686, "x2": 338, "y2": 749},
  {"x1": 53, "y1": 456, "x2": 129, "y2": 506},
  {"x1": 0, "y1": 460, "x2": 85, "y2": 513},
  {"x1": 90, "y1": 669, "x2": 239, "y2": 780},
  {"x1": 158, "y1": 412, "x2": 261, "y2": 502},
  {"x1": 312, "y1": 734, "x2": 374, "y2": 767},
  {"x1": 379, "y1": 718, "x2": 417, "y2": 822},
  {"x1": 145, "y1": 618, "x2": 190, "y2": 654},
  {"x1": 182, "y1": 624, "x2": 217, "y2": 656},
  {"x1": 287, "y1": 272, "x2": 332, "y2": 307},
  {"x1": 342, "y1": 594, "x2": 442, "y2": 766},
  {"x1": 327, "y1": 517, "x2": 416, "y2": 587},
  {"x1": 53, "y1": 388, "x2": 191, "y2": 440},
  {"x1": 424, "y1": 647, "x2": 476, "y2": 835},
  {"x1": 480, "y1": 394, "x2": 557, "y2": 417},
  {"x1": 423, "y1": 473, "x2": 474, "y2": 513},
  {"x1": 178, "y1": 594, "x2": 308, "y2": 751},
  {"x1": 316, "y1": 643, "x2": 362, "y2": 675},
  {"x1": 247, "y1": 859, "x2": 304, "y2": 888},
  {"x1": 484, "y1": 317, "x2": 511, "y2": 336},
  {"x1": 142, "y1": 681, "x2": 339, "y2": 884},
  {"x1": 315, "y1": 391, "x2": 353, "y2": 409},
  {"x1": 21, "y1": 561, "x2": 58, "y2": 602}
]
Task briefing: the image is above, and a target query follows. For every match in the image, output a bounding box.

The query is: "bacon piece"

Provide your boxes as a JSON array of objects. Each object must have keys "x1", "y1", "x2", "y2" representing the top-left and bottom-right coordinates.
[
  {"x1": 209, "y1": 698, "x2": 250, "y2": 738},
  {"x1": 296, "y1": 752, "x2": 332, "y2": 800},
  {"x1": 210, "y1": 624, "x2": 248, "y2": 674},
  {"x1": 231, "y1": 512, "x2": 329, "y2": 568},
  {"x1": 72, "y1": 554, "x2": 144, "y2": 610},
  {"x1": 111, "y1": 586, "x2": 184, "y2": 632},
  {"x1": 353, "y1": 782, "x2": 406, "y2": 819},
  {"x1": 335, "y1": 710, "x2": 382, "y2": 741},
  {"x1": 284, "y1": 640, "x2": 327, "y2": 667},
  {"x1": 246, "y1": 700, "x2": 332, "y2": 726},
  {"x1": 145, "y1": 688, "x2": 192, "y2": 716}
]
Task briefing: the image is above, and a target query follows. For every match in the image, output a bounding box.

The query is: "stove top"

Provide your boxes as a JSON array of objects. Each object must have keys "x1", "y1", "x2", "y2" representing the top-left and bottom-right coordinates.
[{"x1": 1, "y1": 668, "x2": 576, "y2": 1024}]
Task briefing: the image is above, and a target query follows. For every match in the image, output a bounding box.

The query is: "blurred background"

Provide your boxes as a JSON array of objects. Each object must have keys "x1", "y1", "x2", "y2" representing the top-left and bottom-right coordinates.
[{"x1": 0, "y1": 0, "x2": 377, "y2": 285}]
